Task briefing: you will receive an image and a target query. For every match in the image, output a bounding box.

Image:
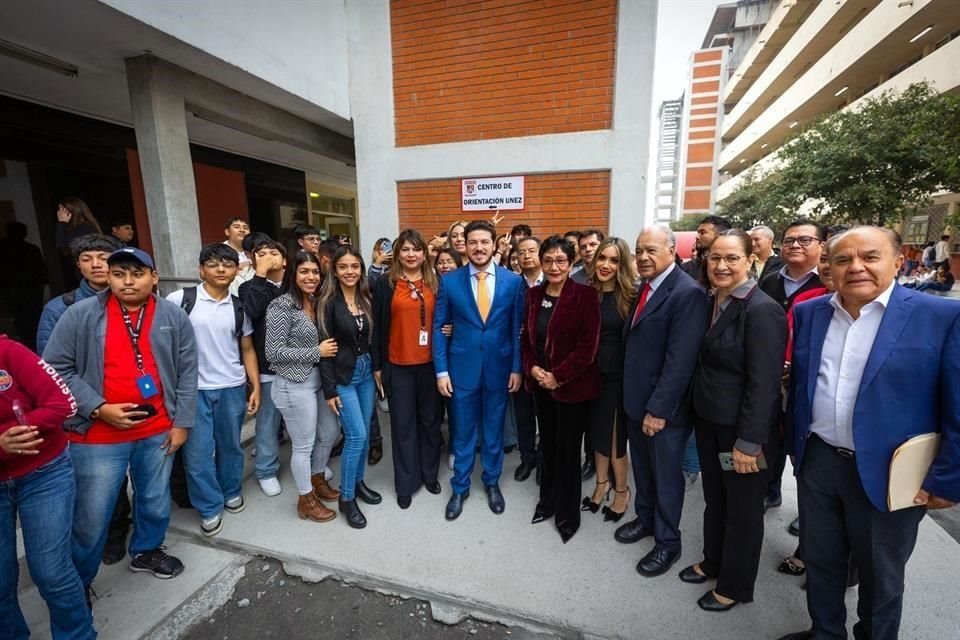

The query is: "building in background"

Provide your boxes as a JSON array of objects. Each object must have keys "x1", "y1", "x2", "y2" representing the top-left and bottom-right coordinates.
[{"x1": 654, "y1": 97, "x2": 683, "y2": 222}]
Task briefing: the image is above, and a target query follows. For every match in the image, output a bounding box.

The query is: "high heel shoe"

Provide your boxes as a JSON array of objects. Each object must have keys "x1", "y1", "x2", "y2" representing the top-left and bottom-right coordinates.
[
  {"x1": 602, "y1": 487, "x2": 631, "y2": 522},
  {"x1": 580, "y1": 480, "x2": 610, "y2": 513}
]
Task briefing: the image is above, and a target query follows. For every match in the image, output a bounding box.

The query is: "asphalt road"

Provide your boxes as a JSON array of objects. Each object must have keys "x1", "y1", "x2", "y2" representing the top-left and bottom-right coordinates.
[{"x1": 181, "y1": 557, "x2": 548, "y2": 640}]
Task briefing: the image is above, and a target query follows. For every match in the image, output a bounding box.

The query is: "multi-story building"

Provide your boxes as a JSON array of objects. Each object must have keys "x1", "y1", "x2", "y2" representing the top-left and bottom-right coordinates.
[
  {"x1": 654, "y1": 97, "x2": 683, "y2": 222},
  {"x1": 715, "y1": 0, "x2": 960, "y2": 269}
]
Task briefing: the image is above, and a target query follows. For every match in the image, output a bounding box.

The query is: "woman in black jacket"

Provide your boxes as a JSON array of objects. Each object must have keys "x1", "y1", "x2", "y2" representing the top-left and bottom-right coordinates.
[
  {"x1": 371, "y1": 230, "x2": 442, "y2": 510},
  {"x1": 678, "y1": 229, "x2": 786, "y2": 612},
  {"x1": 318, "y1": 246, "x2": 382, "y2": 528}
]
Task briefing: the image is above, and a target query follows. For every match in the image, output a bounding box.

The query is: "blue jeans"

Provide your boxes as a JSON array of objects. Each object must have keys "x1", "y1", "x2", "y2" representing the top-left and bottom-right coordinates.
[
  {"x1": 0, "y1": 451, "x2": 96, "y2": 640},
  {"x1": 337, "y1": 354, "x2": 375, "y2": 500},
  {"x1": 196, "y1": 385, "x2": 247, "y2": 506},
  {"x1": 254, "y1": 380, "x2": 283, "y2": 480},
  {"x1": 916, "y1": 281, "x2": 951, "y2": 292},
  {"x1": 70, "y1": 432, "x2": 173, "y2": 588},
  {"x1": 682, "y1": 433, "x2": 700, "y2": 474}
]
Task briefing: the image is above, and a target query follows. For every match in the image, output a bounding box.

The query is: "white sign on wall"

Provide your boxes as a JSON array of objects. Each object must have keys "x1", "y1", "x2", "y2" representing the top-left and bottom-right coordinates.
[{"x1": 461, "y1": 176, "x2": 525, "y2": 211}]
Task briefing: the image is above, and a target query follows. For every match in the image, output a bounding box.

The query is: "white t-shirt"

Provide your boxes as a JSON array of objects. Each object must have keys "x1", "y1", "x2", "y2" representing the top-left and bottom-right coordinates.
[
  {"x1": 935, "y1": 239, "x2": 950, "y2": 263},
  {"x1": 166, "y1": 285, "x2": 254, "y2": 390},
  {"x1": 224, "y1": 240, "x2": 252, "y2": 267}
]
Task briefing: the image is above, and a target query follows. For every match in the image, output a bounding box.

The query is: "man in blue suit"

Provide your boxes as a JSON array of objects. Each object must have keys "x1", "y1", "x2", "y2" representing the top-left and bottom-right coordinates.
[
  {"x1": 616, "y1": 226, "x2": 709, "y2": 576},
  {"x1": 780, "y1": 226, "x2": 959, "y2": 640},
  {"x1": 434, "y1": 220, "x2": 525, "y2": 520}
]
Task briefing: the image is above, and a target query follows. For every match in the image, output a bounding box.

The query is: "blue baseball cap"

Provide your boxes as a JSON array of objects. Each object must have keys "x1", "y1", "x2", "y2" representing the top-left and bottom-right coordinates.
[{"x1": 107, "y1": 247, "x2": 155, "y2": 269}]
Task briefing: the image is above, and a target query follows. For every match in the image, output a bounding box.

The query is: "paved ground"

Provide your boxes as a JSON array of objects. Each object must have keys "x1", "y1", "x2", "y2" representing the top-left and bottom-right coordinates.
[{"x1": 17, "y1": 411, "x2": 960, "y2": 639}]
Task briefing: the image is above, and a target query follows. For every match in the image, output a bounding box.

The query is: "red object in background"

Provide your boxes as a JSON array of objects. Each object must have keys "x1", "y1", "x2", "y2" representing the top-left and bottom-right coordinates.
[{"x1": 675, "y1": 231, "x2": 697, "y2": 261}]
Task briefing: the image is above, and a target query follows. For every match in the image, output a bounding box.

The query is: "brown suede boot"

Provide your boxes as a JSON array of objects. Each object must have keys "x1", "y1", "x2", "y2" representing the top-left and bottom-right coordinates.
[
  {"x1": 297, "y1": 492, "x2": 336, "y2": 522},
  {"x1": 311, "y1": 473, "x2": 341, "y2": 502}
]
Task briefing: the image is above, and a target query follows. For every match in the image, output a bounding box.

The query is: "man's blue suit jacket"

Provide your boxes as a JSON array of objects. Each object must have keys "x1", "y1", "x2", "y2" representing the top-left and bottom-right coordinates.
[
  {"x1": 789, "y1": 284, "x2": 960, "y2": 511},
  {"x1": 432, "y1": 265, "x2": 525, "y2": 391}
]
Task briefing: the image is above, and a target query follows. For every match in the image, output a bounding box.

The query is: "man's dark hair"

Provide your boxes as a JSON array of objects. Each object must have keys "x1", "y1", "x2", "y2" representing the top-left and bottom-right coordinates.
[
  {"x1": 70, "y1": 234, "x2": 123, "y2": 260},
  {"x1": 295, "y1": 225, "x2": 321, "y2": 240},
  {"x1": 510, "y1": 224, "x2": 532, "y2": 237},
  {"x1": 249, "y1": 234, "x2": 287, "y2": 258},
  {"x1": 580, "y1": 229, "x2": 606, "y2": 242},
  {"x1": 826, "y1": 224, "x2": 849, "y2": 240},
  {"x1": 224, "y1": 216, "x2": 248, "y2": 229},
  {"x1": 111, "y1": 218, "x2": 133, "y2": 228},
  {"x1": 942, "y1": 235, "x2": 950, "y2": 240},
  {"x1": 318, "y1": 239, "x2": 339, "y2": 258},
  {"x1": 784, "y1": 218, "x2": 827, "y2": 241},
  {"x1": 517, "y1": 236, "x2": 542, "y2": 249},
  {"x1": 539, "y1": 235, "x2": 577, "y2": 262},
  {"x1": 243, "y1": 231, "x2": 272, "y2": 254},
  {"x1": 464, "y1": 220, "x2": 496, "y2": 242},
  {"x1": 563, "y1": 230, "x2": 582, "y2": 241},
  {"x1": 199, "y1": 242, "x2": 240, "y2": 266},
  {"x1": 699, "y1": 215, "x2": 731, "y2": 231}
]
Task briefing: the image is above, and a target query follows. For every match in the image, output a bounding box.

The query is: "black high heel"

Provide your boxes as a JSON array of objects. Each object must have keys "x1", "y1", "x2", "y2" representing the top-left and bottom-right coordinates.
[
  {"x1": 580, "y1": 480, "x2": 611, "y2": 513},
  {"x1": 603, "y1": 487, "x2": 631, "y2": 522}
]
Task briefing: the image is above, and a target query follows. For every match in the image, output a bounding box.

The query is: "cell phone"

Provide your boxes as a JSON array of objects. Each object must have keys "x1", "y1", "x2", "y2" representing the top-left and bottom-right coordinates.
[
  {"x1": 380, "y1": 239, "x2": 393, "y2": 253},
  {"x1": 128, "y1": 404, "x2": 158, "y2": 421},
  {"x1": 718, "y1": 451, "x2": 768, "y2": 471}
]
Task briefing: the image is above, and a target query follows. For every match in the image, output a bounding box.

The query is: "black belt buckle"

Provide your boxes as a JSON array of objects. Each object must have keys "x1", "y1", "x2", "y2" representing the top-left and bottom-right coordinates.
[{"x1": 834, "y1": 446, "x2": 855, "y2": 459}]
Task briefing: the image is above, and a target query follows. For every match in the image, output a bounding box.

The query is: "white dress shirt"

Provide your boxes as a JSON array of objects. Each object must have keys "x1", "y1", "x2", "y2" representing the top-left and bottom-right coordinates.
[
  {"x1": 647, "y1": 261, "x2": 676, "y2": 294},
  {"x1": 469, "y1": 260, "x2": 497, "y2": 303},
  {"x1": 809, "y1": 280, "x2": 895, "y2": 450},
  {"x1": 779, "y1": 264, "x2": 819, "y2": 297}
]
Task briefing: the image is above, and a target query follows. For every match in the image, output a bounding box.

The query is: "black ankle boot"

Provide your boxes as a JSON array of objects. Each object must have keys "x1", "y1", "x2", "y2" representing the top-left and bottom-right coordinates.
[
  {"x1": 338, "y1": 498, "x2": 367, "y2": 529},
  {"x1": 356, "y1": 481, "x2": 382, "y2": 505}
]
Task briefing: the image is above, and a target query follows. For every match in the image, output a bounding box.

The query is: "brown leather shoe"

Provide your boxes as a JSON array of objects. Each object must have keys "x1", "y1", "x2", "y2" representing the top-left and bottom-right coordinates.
[
  {"x1": 297, "y1": 492, "x2": 336, "y2": 522},
  {"x1": 311, "y1": 473, "x2": 341, "y2": 502}
]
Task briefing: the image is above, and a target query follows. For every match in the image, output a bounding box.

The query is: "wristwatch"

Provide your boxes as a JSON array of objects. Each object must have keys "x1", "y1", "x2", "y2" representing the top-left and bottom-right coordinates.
[{"x1": 90, "y1": 404, "x2": 104, "y2": 420}]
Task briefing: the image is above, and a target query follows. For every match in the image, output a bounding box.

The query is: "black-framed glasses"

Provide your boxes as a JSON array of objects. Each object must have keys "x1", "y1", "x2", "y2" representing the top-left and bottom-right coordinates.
[
  {"x1": 707, "y1": 255, "x2": 747, "y2": 266},
  {"x1": 542, "y1": 258, "x2": 570, "y2": 269},
  {"x1": 782, "y1": 236, "x2": 820, "y2": 247},
  {"x1": 202, "y1": 260, "x2": 237, "y2": 269}
]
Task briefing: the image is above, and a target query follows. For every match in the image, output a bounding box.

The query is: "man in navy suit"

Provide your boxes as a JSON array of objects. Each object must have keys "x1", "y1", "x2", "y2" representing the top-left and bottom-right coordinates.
[
  {"x1": 780, "y1": 227, "x2": 960, "y2": 640},
  {"x1": 616, "y1": 226, "x2": 709, "y2": 577},
  {"x1": 434, "y1": 220, "x2": 525, "y2": 520}
]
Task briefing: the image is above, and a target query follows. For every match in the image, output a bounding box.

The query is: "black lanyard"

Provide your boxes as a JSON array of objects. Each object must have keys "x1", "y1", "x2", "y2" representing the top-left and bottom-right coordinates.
[
  {"x1": 119, "y1": 301, "x2": 148, "y2": 374},
  {"x1": 403, "y1": 277, "x2": 427, "y2": 330}
]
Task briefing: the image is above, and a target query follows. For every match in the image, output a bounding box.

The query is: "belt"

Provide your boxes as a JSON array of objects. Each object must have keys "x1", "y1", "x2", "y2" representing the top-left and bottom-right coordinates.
[{"x1": 812, "y1": 434, "x2": 855, "y2": 459}]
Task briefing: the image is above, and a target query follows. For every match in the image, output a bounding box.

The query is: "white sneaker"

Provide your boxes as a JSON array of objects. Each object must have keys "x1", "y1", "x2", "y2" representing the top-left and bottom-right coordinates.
[
  {"x1": 258, "y1": 477, "x2": 282, "y2": 497},
  {"x1": 447, "y1": 454, "x2": 455, "y2": 471},
  {"x1": 201, "y1": 514, "x2": 222, "y2": 537},
  {"x1": 224, "y1": 495, "x2": 246, "y2": 513},
  {"x1": 321, "y1": 466, "x2": 334, "y2": 481}
]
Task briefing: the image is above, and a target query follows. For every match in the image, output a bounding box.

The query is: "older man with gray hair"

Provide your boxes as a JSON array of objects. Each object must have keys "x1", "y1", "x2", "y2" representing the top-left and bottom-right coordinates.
[{"x1": 749, "y1": 225, "x2": 782, "y2": 281}]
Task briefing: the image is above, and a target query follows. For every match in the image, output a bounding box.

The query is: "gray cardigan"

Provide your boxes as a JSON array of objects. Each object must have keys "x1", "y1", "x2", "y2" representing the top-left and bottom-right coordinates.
[{"x1": 42, "y1": 290, "x2": 198, "y2": 434}]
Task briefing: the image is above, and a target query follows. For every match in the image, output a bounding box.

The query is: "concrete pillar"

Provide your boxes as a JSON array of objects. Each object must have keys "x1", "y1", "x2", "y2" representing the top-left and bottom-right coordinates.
[{"x1": 125, "y1": 55, "x2": 202, "y2": 294}]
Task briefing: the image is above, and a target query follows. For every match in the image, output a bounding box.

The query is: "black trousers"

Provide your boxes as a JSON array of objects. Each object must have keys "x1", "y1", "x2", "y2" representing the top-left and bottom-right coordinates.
[
  {"x1": 512, "y1": 388, "x2": 538, "y2": 466},
  {"x1": 766, "y1": 420, "x2": 788, "y2": 501},
  {"x1": 799, "y1": 435, "x2": 924, "y2": 640},
  {"x1": 370, "y1": 404, "x2": 383, "y2": 446},
  {"x1": 534, "y1": 389, "x2": 587, "y2": 530},
  {"x1": 695, "y1": 418, "x2": 771, "y2": 603},
  {"x1": 387, "y1": 363, "x2": 442, "y2": 496}
]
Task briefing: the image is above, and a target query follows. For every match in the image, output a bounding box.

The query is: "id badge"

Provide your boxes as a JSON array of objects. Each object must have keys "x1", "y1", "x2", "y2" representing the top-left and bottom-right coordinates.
[
  {"x1": 136, "y1": 374, "x2": 160, "y2": 399},
  {"x1": 418, "y1": 330, "x2": 429, "y2": 346}
]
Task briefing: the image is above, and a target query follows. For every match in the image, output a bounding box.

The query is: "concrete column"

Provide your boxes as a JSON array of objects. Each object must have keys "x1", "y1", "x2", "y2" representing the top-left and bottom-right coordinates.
[{"x1": 125, "y1": 55, "x2": 202, "y2": 294}]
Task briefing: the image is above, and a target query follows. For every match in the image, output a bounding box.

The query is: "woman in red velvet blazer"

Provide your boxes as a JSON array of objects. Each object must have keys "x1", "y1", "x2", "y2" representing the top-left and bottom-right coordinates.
[{"x1": 521, "y1": 236, "x2": 601, "y2": 543}]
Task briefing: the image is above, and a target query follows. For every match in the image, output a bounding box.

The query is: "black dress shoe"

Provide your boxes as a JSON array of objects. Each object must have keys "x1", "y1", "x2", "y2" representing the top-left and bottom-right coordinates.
[
  {"x1": 331, "y1": 436, "x2": 345, "y2": 458},
  {"x1": 425, "y1": 481, "x2": 442, "y2": 495},
  {"x1": 101, "y1": 533, "x2": 128, "y2": 565},
  {"x1": 338, "y1": 498, "x2": 367, "y2": 529},
  {"x1": 558, "y1": 522, "x2": 579, "y2": 544},
  {"x1": 763, "y1": 495, "x2": 782, "y2": 512},
  {"x1": 614, "y1": 518, "x2": 653, "y2": 544},
  {"x1": 504, "y1": 444, "x2": 516, "y2": 454},
  {"x1": 356, "y1": 482, "x2": 382, "y2": 505},
  {"x1": 580, "y1": 459, "x2": 596, "y2": 481},
  {"x1": 368, "y1": 442, "x2": 383, "y2": 466},
  {"x1": 679, "y1": 564, "x2": 709, "y2": 584},
  {"x1": 636, "y1": 547, "x2": 681, "y2": 577},
  {"x1": 531, "y1": 502, "x2": 554, "y2": 524},
  {"x1": 445, "y1": 491, "x2": 469, "y2": 521},
  {"x1": 788, "y1": 516, "x2": 800, "y2": 537},
  {"x1": 485, "y1": 484, "x2": 505, "y2": 514},
  {"x1": 397, "y1": 495, "x2": 411, "y2": 509},
  {"x1": 514, "y1": 461, "x2": 535, "y2": 482},
  {"x1": 696, "y1": 590, "x2": 738, "y2": 612},
  {"x1": 776, "y1": 632, "x2": 813, "y2": 640}
]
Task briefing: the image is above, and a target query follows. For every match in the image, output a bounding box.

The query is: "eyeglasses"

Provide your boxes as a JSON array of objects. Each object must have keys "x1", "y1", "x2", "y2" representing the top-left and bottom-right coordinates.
[
  {"x1": 301, "y1": 236, "x2": 321, "y2": 243},
  {"x1": 541, "y1": 258, "x2": 570, "y2": 269},
  {"x1": 782, "y1": 236, "x2": 820, "y2": 247},
  {"x1": 203, "y1": 260, "x2": 237, "y2": 269},
  {"x1": 707, "y1": 255, "x2": 747, "y2": 266}
]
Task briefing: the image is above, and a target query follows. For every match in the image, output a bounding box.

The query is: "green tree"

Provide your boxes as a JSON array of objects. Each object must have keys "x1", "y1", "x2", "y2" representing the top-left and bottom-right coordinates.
[{"x1": 716, "y1": 168, "x2": 800, "y2": 235}]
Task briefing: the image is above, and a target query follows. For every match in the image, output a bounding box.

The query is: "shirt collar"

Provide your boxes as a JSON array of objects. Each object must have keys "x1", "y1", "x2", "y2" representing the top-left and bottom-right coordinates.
[
  {"x1": 198, "y1": 283, "x2": 232, "y2": 303},
  {"x1": 469, "y1": 261, "x2": 497, "y2": 278},
  {"x1": 779, "y1": 264, "x2": 818, "y2": 284},
  {"x1": 829, "y1": 279, "x2": 896, "y2": 316},
  {"x1": 525, "y1": 271, "x2": 543, "y2": 287},
  {"x1": 648, "y1": 262, "x2": 676, "y2": 292},
  {"x1": 728, "y1": 277, "x2": 757, "y2": 300}
]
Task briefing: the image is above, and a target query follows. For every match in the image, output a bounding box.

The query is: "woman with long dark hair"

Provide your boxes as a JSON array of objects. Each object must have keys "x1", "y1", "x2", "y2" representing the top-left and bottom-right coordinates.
[
  {"x1": 372, "y1": 230, "x2": 444, "y2": 509},
  {"x1": 55, "y1": 197, "x2": 103, "y2": 249},
  {"x1": 318, "y1": 246, "x2": 381, "y2": 528},
  {"x1": 521, "y1": 236, "x2": 601, "y2": 543},
  {"x1": 265, "y1": 251, "x2": 341, "y2": 523},
  {"x1": 582, "y1": 237, "x2": 636, "y2": 521}
]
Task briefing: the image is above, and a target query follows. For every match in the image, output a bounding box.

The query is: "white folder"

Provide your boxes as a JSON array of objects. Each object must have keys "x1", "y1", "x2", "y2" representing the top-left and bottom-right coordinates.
[{"x1": 887, "y1": 433, "x2": 941, "y2": 511}]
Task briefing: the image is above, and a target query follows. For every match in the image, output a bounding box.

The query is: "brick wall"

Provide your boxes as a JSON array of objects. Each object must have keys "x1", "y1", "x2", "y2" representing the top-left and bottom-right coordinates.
[
  {"x1": 391, "y1": 0, "x2": 617, "y2": 147},
  {"x1": 397, "y1": 171, "x2": 610, "y2": 239}
]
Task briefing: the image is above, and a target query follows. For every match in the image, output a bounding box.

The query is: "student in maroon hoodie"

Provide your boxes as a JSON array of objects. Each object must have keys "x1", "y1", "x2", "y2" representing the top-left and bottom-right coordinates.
[{"x1": 0, "y1": 335, "x2": 96, "y2": 639}]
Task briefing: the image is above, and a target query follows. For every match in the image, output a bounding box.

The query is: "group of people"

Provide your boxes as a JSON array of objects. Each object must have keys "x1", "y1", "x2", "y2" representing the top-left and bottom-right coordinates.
[{"x1": 1, "y1": 203, "x2": 958, "y2": 640}]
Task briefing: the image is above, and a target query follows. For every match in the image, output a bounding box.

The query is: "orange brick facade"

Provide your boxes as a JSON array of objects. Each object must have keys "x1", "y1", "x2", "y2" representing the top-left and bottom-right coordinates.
[
  {"x1": 391, "y1": 0, "x2": 617, "y2": 147},
  {"x1": 397, "y1": 171, "x2": 610, "y2": 239},
  {"x1": 680, "y1": 47, "x2": 726, "y2": 218}
]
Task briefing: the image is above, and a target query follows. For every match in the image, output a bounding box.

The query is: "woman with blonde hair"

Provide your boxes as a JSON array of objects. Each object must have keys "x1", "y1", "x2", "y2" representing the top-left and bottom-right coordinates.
[
  {"x1": 581, "y1": 237, "x2": 637, "y2": 521},
  {"x1": 446, "y1": 220, "x2": 468, "y2": 260}
]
